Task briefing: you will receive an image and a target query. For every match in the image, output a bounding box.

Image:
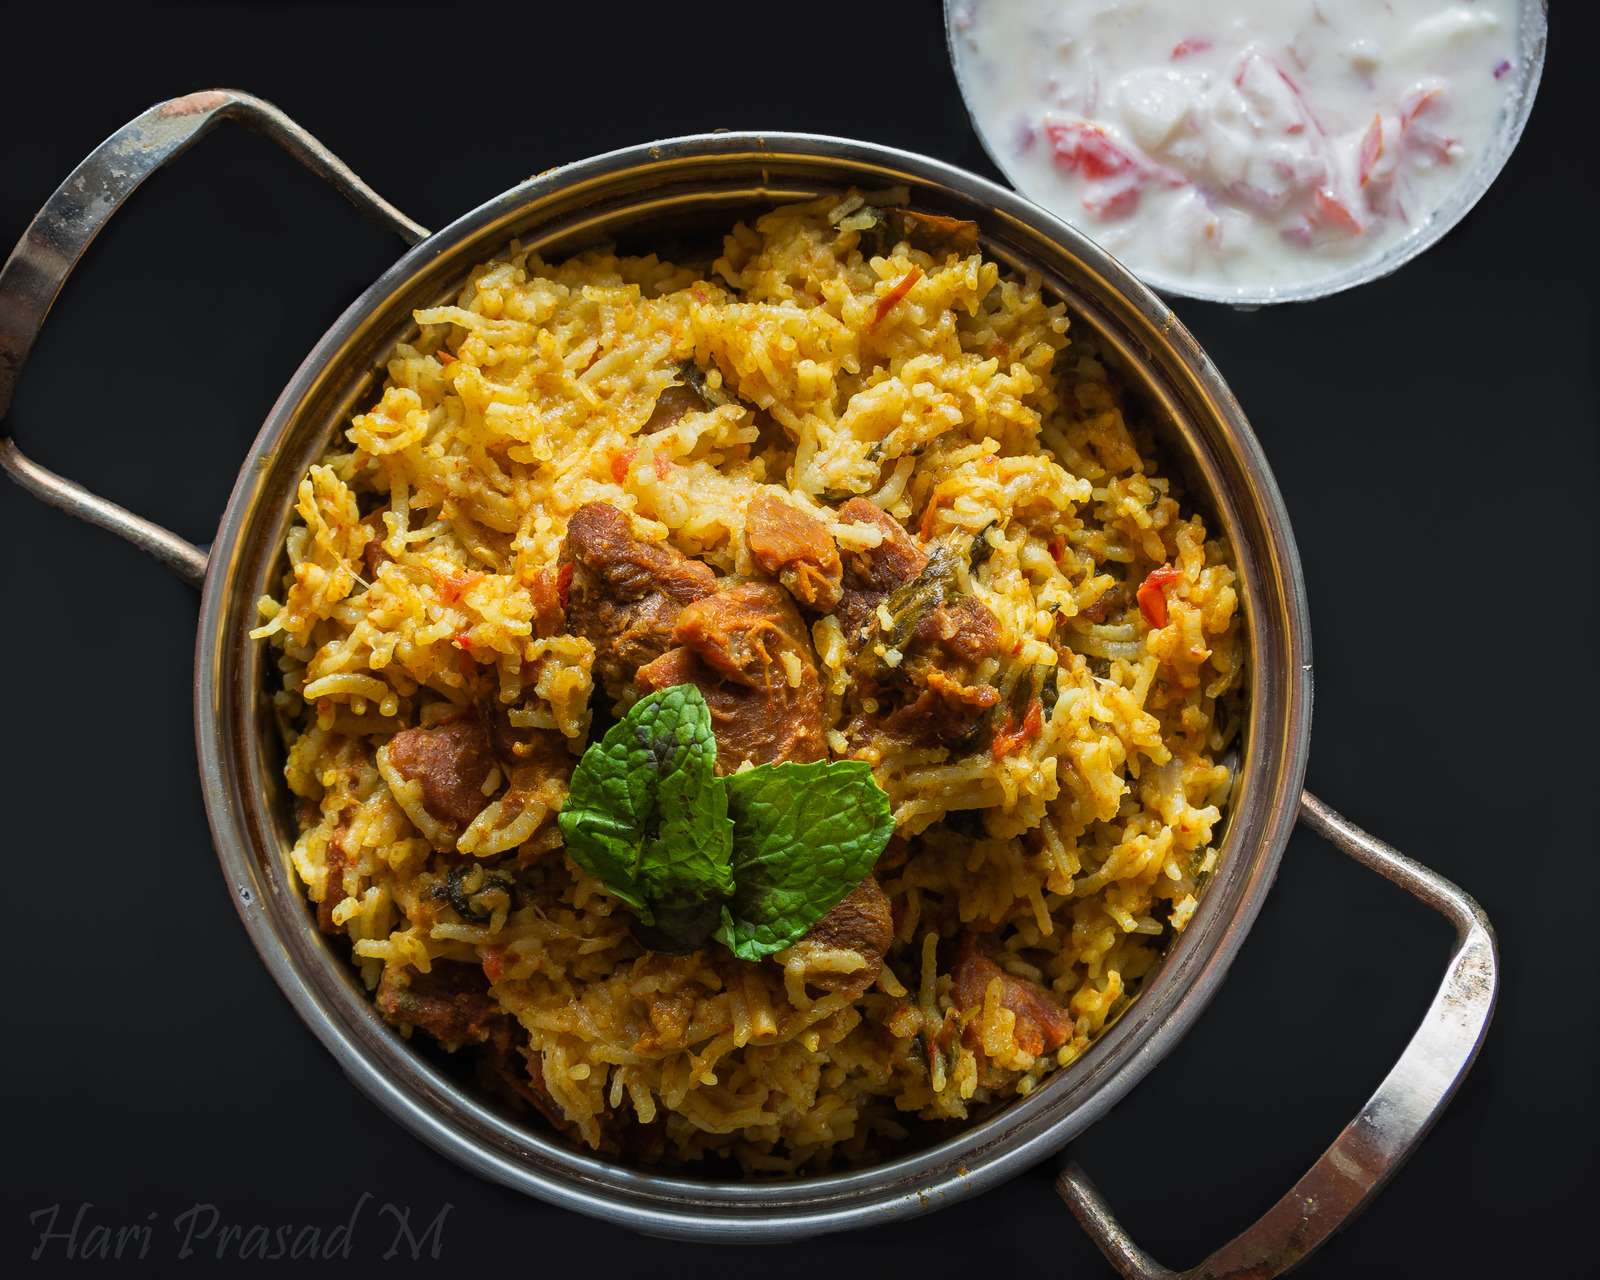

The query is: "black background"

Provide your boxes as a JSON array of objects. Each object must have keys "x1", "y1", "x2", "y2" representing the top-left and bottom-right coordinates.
[{"x1": 2, "y1": 2, "x2": 1593, "y2": 1274}]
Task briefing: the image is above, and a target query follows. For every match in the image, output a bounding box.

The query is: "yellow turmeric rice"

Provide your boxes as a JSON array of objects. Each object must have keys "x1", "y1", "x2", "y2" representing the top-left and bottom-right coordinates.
[{"x1": 252, "y1": 191, "x2": 1244, "y2": 1171}]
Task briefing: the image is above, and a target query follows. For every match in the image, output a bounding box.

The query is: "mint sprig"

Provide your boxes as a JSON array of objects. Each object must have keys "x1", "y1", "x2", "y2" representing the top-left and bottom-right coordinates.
[
  {"x1": 556, "y1": 685, "x2": 894, "y2": 958},
  {"x1": 715, "y1": 760, "x2": 893, "y2": 961},
  {"x1": 557, "y1": 685, "x2": 732, "y2": 948}
]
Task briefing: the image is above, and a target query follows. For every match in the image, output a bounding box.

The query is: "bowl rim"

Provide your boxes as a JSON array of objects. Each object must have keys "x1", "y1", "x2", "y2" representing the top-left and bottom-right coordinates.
[
  {"x1": 194, "y1": 129, "x2": 1312, "y2": 1240},
  {"x1": 942, "y1": 0, "x2": 1550, "y2": 306}
]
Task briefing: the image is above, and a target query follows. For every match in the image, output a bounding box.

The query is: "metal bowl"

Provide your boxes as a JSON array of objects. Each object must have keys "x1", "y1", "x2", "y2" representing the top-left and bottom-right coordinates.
[
  {"x1": 0, "y1": 92, "x2": 1498, "y2": 1276},
  {"x1": 943, "y1": 0, "x2": 1550, "y2": 306}
]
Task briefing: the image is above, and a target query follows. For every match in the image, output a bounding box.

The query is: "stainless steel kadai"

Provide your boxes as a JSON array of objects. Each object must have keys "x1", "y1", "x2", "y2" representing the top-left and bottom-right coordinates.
[{"x1": 0, "y1": 90, "x2": 1498, "y2": 1277}]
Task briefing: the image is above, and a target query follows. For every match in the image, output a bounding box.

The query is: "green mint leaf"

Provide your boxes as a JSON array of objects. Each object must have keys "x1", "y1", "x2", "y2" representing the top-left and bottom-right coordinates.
[
  {"x1": 714, "y1": 759, "x2": 894, "y2": 961},
  {"x1": 557, "y1": 685, "x2": 732, "y2": 944}
]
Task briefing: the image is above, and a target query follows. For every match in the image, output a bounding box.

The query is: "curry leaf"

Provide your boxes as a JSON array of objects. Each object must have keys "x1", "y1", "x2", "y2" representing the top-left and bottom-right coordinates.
[
  {"x1": 557, "y1": 685, "x2": 732, "y2": 940},
  {"x1": 714, "y1": 760, "x2": 895, "y2": 961}
]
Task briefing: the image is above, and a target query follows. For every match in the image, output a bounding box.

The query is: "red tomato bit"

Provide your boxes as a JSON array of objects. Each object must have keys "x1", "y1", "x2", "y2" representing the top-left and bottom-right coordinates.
[
  {"x1": 1044, "y1": 121, "x2": 1157, "y2": 219},
  {"x1": 554, "y1": 561, "x2": 573, "y2": 610},
  {"x1": 434, "y1": 569, "x2": 482, "y2": 605},
  {"x1": 1358, "y1": 115, "x2": 1384, "y2": 187},
  {"x1": 992, "y1": 699, "x2": 1044, "y2": 760},
  {"x1": 1171, "y1": 36, "x2": 1213, "y2": 59},
  {"x1": 609, "y1": 447, "x2": 637, "y2": 484},
  {"x1": 1400, "y1": 86, "x2": 1443, "y2": 127},
  {"x1": 869, "y1": 267, "x2": 923, "y2": 330},
  {"x1": 1313, "y1": 186, "x2": 1364, "y2": 235},
  {"x1": 1045, "y1": 121, "x2": 1141, "y2": 179},
  {"x1": 1083, "y1": 178, "x2": 1144, "y2": 219},
  {"x1": 1137, "y1": 565, "x2": 1183, "y2": 629}
]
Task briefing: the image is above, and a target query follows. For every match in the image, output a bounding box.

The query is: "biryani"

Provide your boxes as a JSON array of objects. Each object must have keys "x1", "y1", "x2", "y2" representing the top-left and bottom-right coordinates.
[{"x1": 252, "y1": 191, "x2": 1243, "y2": 1171}]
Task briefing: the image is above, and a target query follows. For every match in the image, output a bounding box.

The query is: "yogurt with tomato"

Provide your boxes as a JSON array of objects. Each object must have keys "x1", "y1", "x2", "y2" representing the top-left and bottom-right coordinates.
[{"x1": 948, "y1": 0, "x2": 1527, "y2": 298}]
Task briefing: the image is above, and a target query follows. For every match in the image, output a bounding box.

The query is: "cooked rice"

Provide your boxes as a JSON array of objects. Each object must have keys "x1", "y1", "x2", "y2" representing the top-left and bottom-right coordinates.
[{"x1": 254, "y1": 191, "x2": 1243, "y2": 1170}]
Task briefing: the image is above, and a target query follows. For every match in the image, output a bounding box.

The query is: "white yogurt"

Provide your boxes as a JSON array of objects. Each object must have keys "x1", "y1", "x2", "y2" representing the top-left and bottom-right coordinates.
[{"x1": 949, "y1": 0, "x2": 1525, "y2": 298}]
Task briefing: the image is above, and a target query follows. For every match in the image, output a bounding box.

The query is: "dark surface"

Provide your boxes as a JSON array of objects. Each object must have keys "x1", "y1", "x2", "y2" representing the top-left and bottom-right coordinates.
[{"x1": 1, "y1": 1, "x2": 1593, "y2": 1273}]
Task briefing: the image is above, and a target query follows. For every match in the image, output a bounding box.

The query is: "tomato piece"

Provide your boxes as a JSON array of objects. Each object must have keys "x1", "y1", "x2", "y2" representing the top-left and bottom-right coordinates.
[
  {"x1": 991, "y1": 698, "x2": 1044, "y2": 759},
  {"x1": 434, "y1": 569, "x2": 482, "y2": 605},
  {"x1": 1171, "y1": 36, "x2": 1213, "y2": 59},
  {"x1": 869, "y1": 267, "x2": 923, "y2": 330},
  {"x1": 1313, "y1": 186, "x2": 1364, "y2": 235},
  {"x1": 991, "y1": 711, "x2": 1017, "y2": 759},
  {"x1": 1400, "y1": 86, "x2": 1443, "y2": 127},
  {"x1": 1083, "y1": 177, "x2": 1143, "y2": 219},
  {"x1": 609, "y1": 447, "x2": 637, "y2": 484},
  {"x1": 1279, "y1": 219, "x2": 1315, "y2": 248},
  {"x1": 1137, "y1": 565, "x2": 1183, "y2": 629},
  {"x1": 1045, "y1": 121, "x2": 1141, "y2": 180},
  {"x1": 1045, "y1": 122, "x2": 1155, "y2": 219},
  {"x1": 1358, "y1": 115, "x2": 1384, "y2": 187},
  {"x1": 554, "y1": 561, "x2": 573, "y2": 610}
]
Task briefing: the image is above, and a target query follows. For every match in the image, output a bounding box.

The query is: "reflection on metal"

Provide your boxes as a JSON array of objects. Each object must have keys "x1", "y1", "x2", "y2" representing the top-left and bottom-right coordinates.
[
  {"x1": 1057, "y1": 791, "x2": 1498, "y2": 1278},
  {"x1": 0, "y1": 88, "x2": 428, "y2": 570},
  {"x1": 0, "y1": 439, "x2": 208, "y2": 585}
]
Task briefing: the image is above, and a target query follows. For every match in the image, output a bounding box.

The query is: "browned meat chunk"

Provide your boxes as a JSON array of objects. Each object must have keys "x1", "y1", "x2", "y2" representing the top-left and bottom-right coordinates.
[
  {"x1": 832, "y1": 508, "x2": 1004, "y2": 748},
  {"x1": 635, "y1": 581, "x2": 825, "y2": 769},
  {"x1": 914, "y1": 596, "x2": 1001, "y2": 664},
  {"x1": 951, "y1": 940, "x2": 1073, "y2": 1059},
  {"x1": 561, "y1": 502, "x2": 716, "y2": 696},
  {"x1": 793, "y1": 876, "x2": 894, "y2": 994},
  {"x1": 376, "y1": 962, "x2": 503, "y2": 1049},
  {"x1": 877, "y1": 667, "x2": 1000, "y2": 744},
  {"x1": 475, "y1": 1023, "x2": 578, "y2": 1138},
  {"x1": 833, "y1": 498, "x2": 929, "y2": 643},
  {"x1": 386, "y1": 718, "x2": 495, "y2": 838},
  {"x1": 745, "y1": 491, "x2": 843, "y2": 612},
  {"x1": 837, "y1": 497, "x2": 928, "y2": 592},
  {"x1": 1076, "y1": 582, "x2": 1128, "y2": 624},
  {"x1": 672, "y1": 581, "x2": 814, "y2": 688},
  {"x1": 641, "y1": 382, "x2": 707, "y2": 434},
  {"x1": 877, "y1": 595, "x2": 1005, "y2": 744},
  {"x1": 483, "y1": 702, "x2": 570, "y2": 772},
  {"x1": 630, "y1": 644, "x2": 703, "y2": 695}
]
